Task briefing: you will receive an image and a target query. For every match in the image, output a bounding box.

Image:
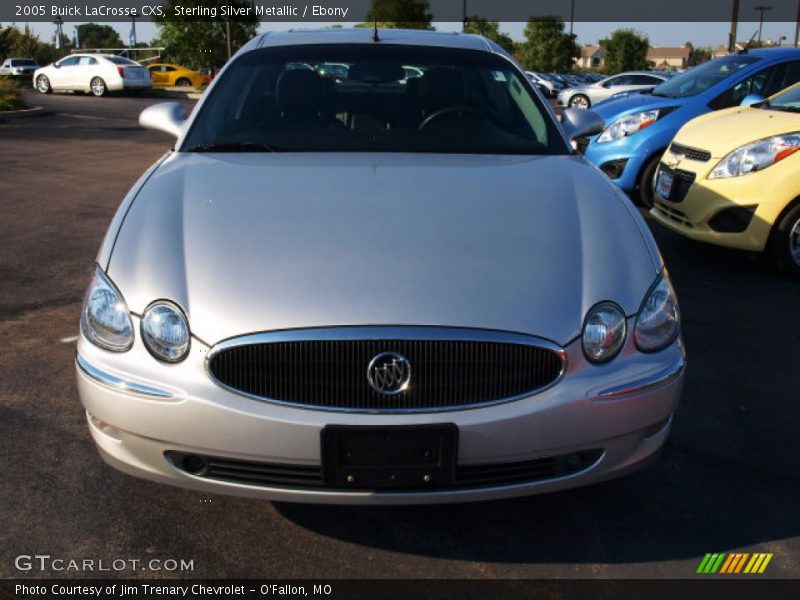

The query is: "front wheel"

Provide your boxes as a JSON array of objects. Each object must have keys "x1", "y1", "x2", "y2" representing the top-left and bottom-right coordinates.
[
  {"x1": 569, "y1": 94, "x2": 590, "y2": 109},
  {"x1": 36, "y1": 75, "x2": 51, "y2": 94},
  {"x1": 90, "y1": 77, "x2": 107, "y2": 97},
  {"x1": 636, "y1": 154, "x2": 661, "y2": 208},
  {"x1": 769, "y1": 203, "x2": 800, "y2": 278}
]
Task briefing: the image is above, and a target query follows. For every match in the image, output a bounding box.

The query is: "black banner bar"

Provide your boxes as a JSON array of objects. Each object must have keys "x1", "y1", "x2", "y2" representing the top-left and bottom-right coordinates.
[
  {"x1": 4, "y1": 579, "x2": 800, "y2": 600},
  {"x1": 3, "y1": 0, "x2": 800, "y2": 23}
]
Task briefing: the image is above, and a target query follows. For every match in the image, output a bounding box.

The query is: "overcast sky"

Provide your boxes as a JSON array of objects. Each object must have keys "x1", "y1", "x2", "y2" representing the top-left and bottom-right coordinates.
[{"x1": 18, "y1": 20, "x2": 799, "y2": 49}]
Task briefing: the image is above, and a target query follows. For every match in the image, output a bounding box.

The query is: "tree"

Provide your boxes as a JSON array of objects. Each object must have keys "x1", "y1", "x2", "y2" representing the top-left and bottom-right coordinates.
[
  {"x1": 684, "y1": 41, "x2": 712, "y2": 67},
  {"x1": 362, "y1": 0, "x2": 434, "y2": 30},
  {"x1": 76, "y1": 23, "x2": 123, "y2": 49},
  {"x1": 518, "y1": 17, "x2": 579, "y2": 72},
  {"x1": 463, "y1": 17, "x2": 515, "y2": 54},
  {"x1": 155, "y1": 0, "x2": 258, "y2": 69},
  {"x1": 600, "y1": 29, "x2": 650, "y2": 74}
]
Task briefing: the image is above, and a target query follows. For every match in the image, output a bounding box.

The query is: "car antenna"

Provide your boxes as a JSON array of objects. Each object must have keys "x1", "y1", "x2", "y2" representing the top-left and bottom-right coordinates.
[
  {"x1": 738, "y1": 30, "x2": 759, "y2": 53},
  {"x1": 372, "y1": 19, "x2": 380, "y2": 43}
]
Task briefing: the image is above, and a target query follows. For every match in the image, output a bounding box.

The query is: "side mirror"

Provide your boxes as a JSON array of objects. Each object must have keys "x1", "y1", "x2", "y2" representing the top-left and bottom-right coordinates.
[
  {"x1": 139, "y1": 102, "x2": 186, "y2": 138},
  {"x1": 740, "y1": 93, "x2": 765, "y2": 107},
  {"x1": 53, "y1": 63, "x2": 60, "y2": 69},
  {"x1": 560, "y1": 108, "x2": 605, "y2": 141}
]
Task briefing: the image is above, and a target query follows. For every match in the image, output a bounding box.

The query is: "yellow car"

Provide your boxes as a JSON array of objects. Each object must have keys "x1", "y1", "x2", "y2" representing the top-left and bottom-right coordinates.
[
  {"x1": 146, "y1": 63, "x2": 206, "y2": 88},
  {"x1": 652, "y1": 82, "x2": 800, "y2": 276}
]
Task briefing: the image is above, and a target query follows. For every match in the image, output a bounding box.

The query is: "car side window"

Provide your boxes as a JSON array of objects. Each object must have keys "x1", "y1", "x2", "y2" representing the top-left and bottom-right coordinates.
[
  {"x1": 57, "y1": 56, "x2": 80, "y2": 67},
  {"x1": 710, "y1": 61, "x2": 800, "y2": 110},
  {"x1": 636, "y1": 75, "x2": 663, "y2": 85},
  {"x1": 79, "y1": 57, "x2": 97, "y2": 66},
  {"x1": 601, "y1": 76, "x2": 620, "y2": 88},
  {"x1": 165, "y1": 66, "x2": 177, "y2": 72}
]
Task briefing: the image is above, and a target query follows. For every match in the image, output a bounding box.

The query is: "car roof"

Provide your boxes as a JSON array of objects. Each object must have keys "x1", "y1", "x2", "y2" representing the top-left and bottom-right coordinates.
[
  {"x1": 746, "y1": 47, "x2": 800, "y2": 59},
  {"x1": 254, "y1": 28, "x2": 492, "y2": 52}
]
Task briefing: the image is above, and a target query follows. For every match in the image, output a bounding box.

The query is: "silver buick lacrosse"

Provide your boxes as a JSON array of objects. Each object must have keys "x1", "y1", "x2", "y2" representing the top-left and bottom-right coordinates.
[{"x1": 76, "y1": 28, "x2": 685, "y2": 504}]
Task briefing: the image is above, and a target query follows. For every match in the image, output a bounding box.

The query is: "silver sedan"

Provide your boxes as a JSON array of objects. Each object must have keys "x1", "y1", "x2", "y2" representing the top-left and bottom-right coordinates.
[
  {"x1": 558, "y1": 71, "x2": 671, "y2": 109},
  {"x1": 75, "y1": 29, "x2": 684, "y2": 505}
]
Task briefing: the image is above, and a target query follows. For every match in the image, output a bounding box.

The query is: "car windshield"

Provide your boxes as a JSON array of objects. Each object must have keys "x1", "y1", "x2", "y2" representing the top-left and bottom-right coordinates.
[
  {"x1": 107, "y1": 56, "x2": 138, "y2": 65},
  {"x1": 768, "y1": 84, "x2": 800, "y2": 111},
  {"x1": 650, "y1": 54, "x2": 760, "y2": 98},
  {"x1": 182, "y1": 44, "x2": 564, "y2": 155}
]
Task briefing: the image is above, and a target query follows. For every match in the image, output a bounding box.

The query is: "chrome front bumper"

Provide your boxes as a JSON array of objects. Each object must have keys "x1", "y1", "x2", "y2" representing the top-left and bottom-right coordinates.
[{"x1": 75, "y1": 327, "x2": 685, "y2": 505}]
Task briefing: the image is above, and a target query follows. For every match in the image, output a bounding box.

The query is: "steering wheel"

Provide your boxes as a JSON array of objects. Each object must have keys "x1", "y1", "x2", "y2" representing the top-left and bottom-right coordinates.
[{"x1": 419, "y1": 106, "x2": 484, "y2": 130}]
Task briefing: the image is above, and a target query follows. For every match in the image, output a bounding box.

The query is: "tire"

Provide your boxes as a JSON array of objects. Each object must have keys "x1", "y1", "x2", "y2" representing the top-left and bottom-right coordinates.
[
  {"x1": 36, "y1": 75, "x2": 51, "y2": 94},
  {"x1": 636, "y1": 154, "x2": 662, "y2": 209},
  {"x1": 175, "y1": 78, "x2": 192, "y2": 87},
  {"x1": 569, "y1": 94, "x2": 591, "y2": 109},
  {"x1": 768, "y1": 202, "x2": 800, "y2": 278},
  {"x1": 90, "y1": 77, "x2": 107, "y2": 97}
]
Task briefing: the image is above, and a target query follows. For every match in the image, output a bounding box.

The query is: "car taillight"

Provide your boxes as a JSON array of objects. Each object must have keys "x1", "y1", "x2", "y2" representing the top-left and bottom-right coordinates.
[{"x1": 117, "y1": 66, "x2": 125, "y2": 78}]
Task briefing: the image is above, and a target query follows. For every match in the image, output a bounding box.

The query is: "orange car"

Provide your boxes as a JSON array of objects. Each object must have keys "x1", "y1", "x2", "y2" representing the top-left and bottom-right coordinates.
[{"x1": 146, "y1": 63, "x2": 207, "y2": 88}]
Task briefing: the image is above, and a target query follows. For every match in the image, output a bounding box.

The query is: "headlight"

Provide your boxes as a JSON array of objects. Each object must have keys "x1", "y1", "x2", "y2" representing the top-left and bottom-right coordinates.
[
  {"x1": 582, "y1": 302, "x2": 627, "y2": 363},
  {"x1": 80, "y1": 267, "x2": 134, "y2": 352},
  {"x1": 596, "y1": 108, "x2": 673, "y2": 143},
  {"x1": 708, "y1": 133, "x2": 800, "y2": 179},
  {"x1": 141, "y1": 301, "x2": 190, "y2": 362},
  {"x1": 635, "y1": 272, "x2": 680, "y2": 352}
]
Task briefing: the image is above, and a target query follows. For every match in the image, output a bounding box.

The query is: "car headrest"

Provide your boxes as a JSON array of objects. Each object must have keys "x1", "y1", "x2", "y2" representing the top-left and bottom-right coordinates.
[
  {"x1": 418, "y1": 68, "x2": 466, "y2": 113},
  {"x1": 276, "y1": 69, "x2": 326, "y2": 114}
]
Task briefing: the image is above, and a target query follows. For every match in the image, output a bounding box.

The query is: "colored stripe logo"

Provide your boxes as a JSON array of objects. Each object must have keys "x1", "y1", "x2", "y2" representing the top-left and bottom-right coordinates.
[{"x1": 697, "y1": 553, "x2": 773, "y2": 574}]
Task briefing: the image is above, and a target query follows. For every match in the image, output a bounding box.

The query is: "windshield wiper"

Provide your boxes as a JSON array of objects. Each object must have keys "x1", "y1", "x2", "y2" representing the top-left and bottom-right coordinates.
[{"x1": 185, "y1": 142, "x2": 288, "y2": 152}]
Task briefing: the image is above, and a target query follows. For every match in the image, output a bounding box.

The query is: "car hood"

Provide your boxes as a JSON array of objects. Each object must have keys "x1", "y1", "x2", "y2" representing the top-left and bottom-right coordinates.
[
  {"x1": 591, "y1": 92, "x2": 683, "y2": 121},
  {"x1": 672, "y1": 106, "x2": 800, "y2": 159},
  {"x1": 108, "y1": 153, "x2": 660, "y2": 346}
]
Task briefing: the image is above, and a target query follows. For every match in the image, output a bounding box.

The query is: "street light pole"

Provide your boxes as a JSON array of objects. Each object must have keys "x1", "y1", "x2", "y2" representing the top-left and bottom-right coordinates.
[
  {"x1": 570, "y1": 0, "x2": 575, "y2": 36},
  {"x1": 729, "y1": 0, "x2": 739, "y2": 53},
  {"x1": 753, "y1": 5, "x2": 772, "y2": 43},
  {"x1": 226, "y1": 17, "x2": 232, "y2": 60},
  {"x1": 130, "y1": 9, "x2": 137, "y2": 48},
  {"x1": 53, "y1": 15, "x2": 64, "y2": 55},
  {"x1": 795, "y1": 0, "x2": 799, "y2": 46}
]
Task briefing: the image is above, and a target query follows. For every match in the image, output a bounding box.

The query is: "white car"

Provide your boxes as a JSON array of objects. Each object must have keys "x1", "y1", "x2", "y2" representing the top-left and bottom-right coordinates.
[
  {"x1": 33, "y1": 54, "x2": 152, "y2": 97},
  {"x1": 0, "y1": 57, "x2": 39, "y2": 76},
  {"x1": 525, "y1": 71, "x2": 563, "y2": 97}
]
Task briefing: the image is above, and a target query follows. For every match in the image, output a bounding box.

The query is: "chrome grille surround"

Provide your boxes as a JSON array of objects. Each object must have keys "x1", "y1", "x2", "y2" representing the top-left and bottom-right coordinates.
[{"x1": 205, "y1": 326, "x2": 567, "y2": 414}]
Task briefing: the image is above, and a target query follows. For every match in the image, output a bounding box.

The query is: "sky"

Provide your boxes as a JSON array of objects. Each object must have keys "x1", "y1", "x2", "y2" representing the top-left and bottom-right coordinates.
[{"x1": 16, "y1": 20, "x2": 800, "y2": 49}]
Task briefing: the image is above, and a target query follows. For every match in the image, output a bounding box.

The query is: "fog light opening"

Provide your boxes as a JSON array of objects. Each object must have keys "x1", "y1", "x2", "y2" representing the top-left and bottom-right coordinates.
[
  {"x1": 181, "y1": 455, "x2": 208, "y2": 476},
  {"x1": 600, "y1": 158, "x2": 628, "y2": 180}
]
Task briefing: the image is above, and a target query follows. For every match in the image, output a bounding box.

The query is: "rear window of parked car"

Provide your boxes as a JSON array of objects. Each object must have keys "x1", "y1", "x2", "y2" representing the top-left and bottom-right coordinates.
[{"x1": 183, "y1": 44, "x2": 567, "y2": 156}]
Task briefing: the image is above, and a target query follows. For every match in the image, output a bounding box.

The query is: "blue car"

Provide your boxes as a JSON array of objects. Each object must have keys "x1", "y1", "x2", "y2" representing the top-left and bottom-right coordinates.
[{"x1": 583, "y1": 47, "x2": 800, "y2": 206}]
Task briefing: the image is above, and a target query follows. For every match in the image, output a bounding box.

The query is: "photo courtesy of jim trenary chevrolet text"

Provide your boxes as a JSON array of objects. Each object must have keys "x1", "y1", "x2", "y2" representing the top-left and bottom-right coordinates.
[{"x1": 1, "y1": 0, "x2": 799, "y2": 597}]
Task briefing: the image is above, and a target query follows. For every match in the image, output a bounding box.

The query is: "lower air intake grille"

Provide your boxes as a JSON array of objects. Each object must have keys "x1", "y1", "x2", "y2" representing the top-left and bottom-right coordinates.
[
  {"x1": 208, "y1": 336, "x2": 565, "y2": 411},
  {"x1": 165, "y1": 450, "x2": 603, "y2": 491}
]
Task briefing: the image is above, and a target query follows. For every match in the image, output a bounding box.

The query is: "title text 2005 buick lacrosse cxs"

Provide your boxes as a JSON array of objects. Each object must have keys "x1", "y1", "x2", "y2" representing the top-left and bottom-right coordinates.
[{"x1": 76, "y1": 29, "x2": 684, "y2": 504}]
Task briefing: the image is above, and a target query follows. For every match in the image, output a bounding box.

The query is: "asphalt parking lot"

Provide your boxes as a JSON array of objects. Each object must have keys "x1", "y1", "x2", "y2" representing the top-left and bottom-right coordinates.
[{"x1": 1, "y1": 90, "x2": 798, "y2": 579}]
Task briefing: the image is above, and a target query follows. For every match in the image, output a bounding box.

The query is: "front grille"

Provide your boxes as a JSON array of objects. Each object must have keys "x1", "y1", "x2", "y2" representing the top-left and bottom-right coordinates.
[
  {"x1": 165, "y1": 450, "x2": 603, "y2": 491},
  {"x1": 208, "y1": 334, "x2": 565, "y2": 411},
  {"x1": 669, "y1": 142, "x2": 712, "y2": 162},
  {"x1": 658, "y1": 164, "x2": 696, "y2": 203}
]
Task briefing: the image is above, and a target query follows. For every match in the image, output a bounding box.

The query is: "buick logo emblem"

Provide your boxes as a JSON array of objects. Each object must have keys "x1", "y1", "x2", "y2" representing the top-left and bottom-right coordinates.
[{"x1": 367, "y1": 352, "x2": 411, "y2": 395}]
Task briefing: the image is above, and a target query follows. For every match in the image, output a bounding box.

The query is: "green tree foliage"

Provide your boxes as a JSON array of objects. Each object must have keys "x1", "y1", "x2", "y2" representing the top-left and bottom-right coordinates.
[
  {"x1": 76, "y1": 23, "x2": 123, "y2": 49},
  {"x1": 600, "y1": 29, "x2": 650, "y2": 74},
  {"x1": 519, "y1": 17, "x2": 579, "y2": 72},
  {"x1": 463, "y1": 17, "x2": 514, "y2": 54},
  {"x1": 0, "y1": 24, "x2": 62, "y2": 65},
  {"x1": 363, "y1": 0, "x2": 434, "y2": 29},
  {"x1": 686, "y1": 42, "x2": 713, "y2": 66},
  {"x1": 155, "y1": 0, "x2": 258, "y2": 69}
]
